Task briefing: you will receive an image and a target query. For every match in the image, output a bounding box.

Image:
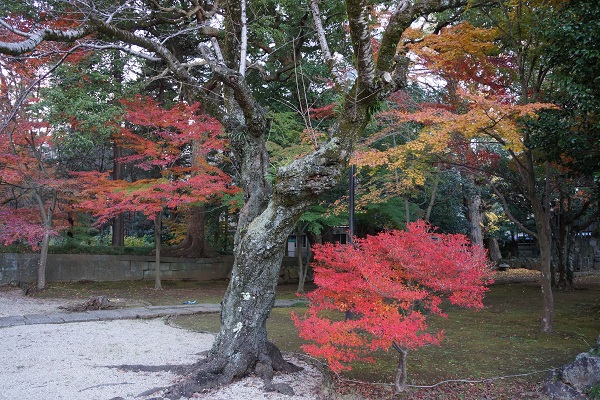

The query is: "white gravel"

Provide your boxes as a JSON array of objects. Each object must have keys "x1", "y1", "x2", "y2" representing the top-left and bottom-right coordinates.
[
  {"x1": 0, "y1": 289, "x2": 324, "y2": 400},
  {"x1": 0, "y1": 288, "x2": 75, "y2": 317}
]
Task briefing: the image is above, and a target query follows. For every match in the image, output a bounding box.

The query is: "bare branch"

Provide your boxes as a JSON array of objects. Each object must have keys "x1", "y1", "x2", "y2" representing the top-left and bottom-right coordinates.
[
  {"x1": 0, "y1": 45, "x2": 85, "y2": 137},
  {"x1": 106, "y1": 0, "x2": 134, "y2": 24},
  {"x1": 91, "y1": 19, "x2": 196, "y2": 87},
  {"x1": 491, "y1": 183, "x2": 538, "y2": 238},
  {"x1": 83, "y1": 43, "x2": 162, "y2": 61},
  {"x1": 309, "y1": 0, "x2": 333, "y2": 61},
  {"x1": 210, "y1": 37, "x2": 224, "y2": 63}
]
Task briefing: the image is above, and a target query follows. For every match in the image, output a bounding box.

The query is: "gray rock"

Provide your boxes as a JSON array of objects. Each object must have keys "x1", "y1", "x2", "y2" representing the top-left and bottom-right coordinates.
[
  {"x1": 265, "y1": 382, "x2": 295, "y2": 396},
  {"x1": 542, "y1": 380, "x2": 587, "y2": 400},
  {"x1": 543, "y1": 349, "x2": 600, "y2": 399},
  {"x1": 562, "y1": 353, "x2": 600, "y2": 391}
]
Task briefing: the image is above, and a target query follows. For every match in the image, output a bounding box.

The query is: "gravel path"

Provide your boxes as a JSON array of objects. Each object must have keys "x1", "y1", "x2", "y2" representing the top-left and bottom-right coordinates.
[{"x1": 0, "y1": 289, "x2": 324, "y2": 400}]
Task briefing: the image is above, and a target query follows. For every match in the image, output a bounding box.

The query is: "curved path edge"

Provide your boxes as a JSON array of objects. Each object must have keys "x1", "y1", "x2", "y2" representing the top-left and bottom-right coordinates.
[{"x1": 0, "y1": 299, "x2": 305, "y2": 328}]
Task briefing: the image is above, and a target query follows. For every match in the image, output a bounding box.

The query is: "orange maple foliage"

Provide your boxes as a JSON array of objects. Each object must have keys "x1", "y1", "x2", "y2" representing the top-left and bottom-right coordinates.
[
  {"x1": 353, "y1": 22, "x2": 555, "y2": 203},
  {"x1": 407, "y1": 23, "x2": 511, "y2": 97}
]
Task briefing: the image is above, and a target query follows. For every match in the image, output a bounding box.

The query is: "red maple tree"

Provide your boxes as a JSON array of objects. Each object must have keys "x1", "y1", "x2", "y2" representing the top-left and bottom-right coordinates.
[
  {"x1": 75, "y1": 96, "x2": 236, "y2": 288},
  {"x1": 292, "y1": 221, "x2": 493, "y2": 391}
]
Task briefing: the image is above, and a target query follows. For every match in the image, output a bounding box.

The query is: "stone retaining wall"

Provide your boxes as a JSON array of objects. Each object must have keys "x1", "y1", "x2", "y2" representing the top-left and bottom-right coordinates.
[{"x1": 0, "y1": 253, "x2": 234, "y2": 285}]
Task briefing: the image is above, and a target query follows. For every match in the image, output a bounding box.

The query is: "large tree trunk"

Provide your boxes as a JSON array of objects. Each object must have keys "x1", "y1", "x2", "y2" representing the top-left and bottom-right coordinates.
[
  {"x1": 166, "y1": 144, "x2": 348, "y2": 397},
  {"x1": 162, "y1": 205, "x2": 217, "y2": 258},
  {"x1": 529, "y1": 163, "x2": 555, "y2": 333},
  {"x1": 486, "y1": 237, "x2": 502, "y2": 265},
  {"x1": 208, "y1": 203, "x2": 303, "y2": 383},
  {"x1": 464, "y1": 176, "x2": 484, "y2": 247},
  {"x1": 556, "y1": 223, "x2": 574, "y2": 289},
  {"x1": 168, "y1": 0, "x2": 408, "y2": 391}
]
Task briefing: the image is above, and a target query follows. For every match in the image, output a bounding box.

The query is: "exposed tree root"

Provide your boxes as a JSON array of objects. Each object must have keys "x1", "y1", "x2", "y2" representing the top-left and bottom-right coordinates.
[
  {"x1": 116, "y1": 341, "x2": 304, "y2": 399},
  {"x1": 59, "y1": 295, "x2": 115, "y2": 311}
]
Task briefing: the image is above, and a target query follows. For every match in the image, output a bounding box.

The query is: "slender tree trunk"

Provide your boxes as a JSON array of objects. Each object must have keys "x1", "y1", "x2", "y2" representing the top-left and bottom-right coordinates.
[
  {"x1": 35, "y1": 192, "x2": 55, "y2": 290},
  {"x1": 37, "y1": 232, "x2": 50, "y2": 290},
  {"x1": 296, "y1": 226, "x2": 309, "y2": 293},
  {"x1": 424, "y1": 173, "x2": 440, "y2": 222},
  {"x1": 393, "y1": 343, "x2": 408, "y2": 392},
  {"x1": 111, "y1": 143, "x2": 125, "y2": 246},
  {"x1": 536, "y1": 219, "x2": 554, "y2": 332},
  {"x1": 154, "y1": 211, "x2": 163, "y2": 290},
  {"x1": 111, "y1": 54, "x2": 125, "y2": 247},
  {"x1": 403, "y1": 196, "x2": 411, "y2": 225},
  {"x1": 529, "y1": 163, "x2": 554, "y2": 333},
  {"x1": 556, "y1": 224, "x2": 570, "y2": 288}
]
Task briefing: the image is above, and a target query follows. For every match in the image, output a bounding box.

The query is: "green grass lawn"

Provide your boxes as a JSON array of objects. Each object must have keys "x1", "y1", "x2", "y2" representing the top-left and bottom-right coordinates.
[{"x1": 29, "y1": 270, "x2": 600, "y2": 399}]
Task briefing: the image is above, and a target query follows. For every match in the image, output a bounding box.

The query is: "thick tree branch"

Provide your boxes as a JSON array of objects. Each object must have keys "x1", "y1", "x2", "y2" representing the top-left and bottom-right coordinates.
[
  {"x1": 274, "y1": 138, "x2": 345, "y2": 207},
  {"x1": 310, "y1": 0, "x2": 345, "y2": 88},
  {"x1": 345, "y1": 0, "x2": 376, "y2": 90},
  {"x1": 239, "y1": 0, "x2": 248, "y2": 76},
  {"x1": 0, "y1": 20, "x2": 95, "y2": 55},
  {"x1": 208, "y1": 61, "x2": 268, "y2": 136},
  {"x1": 92, "y1": 19, "x2": 196, "y2": 85}
]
